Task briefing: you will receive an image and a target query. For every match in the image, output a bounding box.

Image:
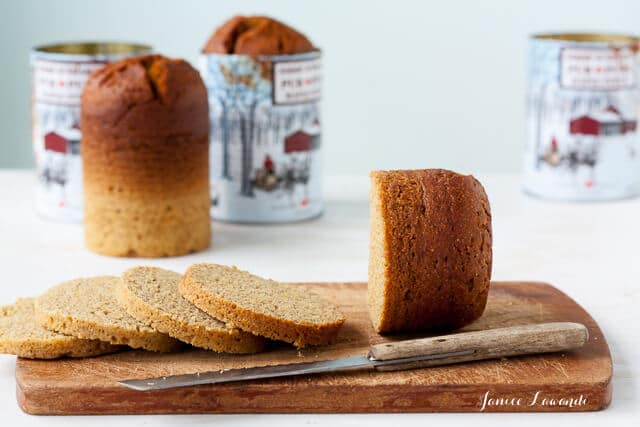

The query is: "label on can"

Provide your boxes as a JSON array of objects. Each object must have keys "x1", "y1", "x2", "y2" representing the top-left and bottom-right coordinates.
[
  {"x1": 200, "y1": 52, "x2": 323, "y2": 222},
  {"x1": 524, "y1": 35, "x2": 640, "y2": 201},
  {"x1": 560, "y1": 47, "x2": 636, "y2": 90},
  {"x1": 272, "y1": 58, "x2": 322, "y2": 104},
  {"x1": 31, "y1": 44, "x2": 150, "y2": 222},
  {"x1": 31, "y1": 56, "x2": 105, "y2": 222}
]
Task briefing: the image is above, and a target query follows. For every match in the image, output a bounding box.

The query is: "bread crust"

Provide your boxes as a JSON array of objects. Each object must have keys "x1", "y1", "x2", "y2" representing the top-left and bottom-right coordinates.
[
  {"x1": 118, "y1": 267, "x2": 267, "y2": 354},
  {"x1": 368, "y1": 169, "x2": 492, "y2": 333},
  {"x1": 202, "y1": 15, "x2": 315, "y2": 55},
  {"x1": 81, "y1": 55, "x2": 211, "y2": 257}
]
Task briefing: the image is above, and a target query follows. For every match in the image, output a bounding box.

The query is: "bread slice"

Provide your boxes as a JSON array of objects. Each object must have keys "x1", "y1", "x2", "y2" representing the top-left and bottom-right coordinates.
[
  {"x1": 118, "y1": 266, "x2": 267, "y2": 353},
  {"x1": 35, "y1": 276, "x2": 181, "y2": 352},
  {"x1": 179, "y1": 263, "x2": 345, "y2": 348},
  {"x1": 0, "y1": 298, "x2": 121, "y2": 359}
]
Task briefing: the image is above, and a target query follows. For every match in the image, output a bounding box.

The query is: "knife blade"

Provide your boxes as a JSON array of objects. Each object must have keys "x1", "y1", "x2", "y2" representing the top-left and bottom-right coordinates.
[
  {"x1": 118, "y1": 322, "x2": 588, "y2": 391},
  {"x1": 118, "y1": 350, "x2": 475, "y2": 391}
]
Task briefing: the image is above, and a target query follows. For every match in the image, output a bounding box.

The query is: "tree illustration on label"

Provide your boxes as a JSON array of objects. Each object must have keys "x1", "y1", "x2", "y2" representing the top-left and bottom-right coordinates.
[
  {"x1": 205, "y1": 56, "x2": 271, "y2": 196},
  {"x1": 202, "y1": 52, "x2": 323, "y2": 220}
]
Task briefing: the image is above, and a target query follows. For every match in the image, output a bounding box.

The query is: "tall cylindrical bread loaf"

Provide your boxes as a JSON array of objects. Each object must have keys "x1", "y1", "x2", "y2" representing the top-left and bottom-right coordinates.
[
  {"x1": 81, "y1": 55, "x2": 211, "y2": 257},
  {"x1": 368, "y1": 169, "x2": 492, "y2": 333}
]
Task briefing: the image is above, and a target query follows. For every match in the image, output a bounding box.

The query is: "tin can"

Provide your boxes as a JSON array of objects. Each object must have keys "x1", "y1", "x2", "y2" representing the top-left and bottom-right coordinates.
[
  {"x1": 200, "y1": 51, "x2": 323, "y2": 223},
  {"x1": 31, "y1": 42, "x2": 151, "y2": 222},
  {"x1": 524, "y1": 33, "x2": 640, "y2": 201}
]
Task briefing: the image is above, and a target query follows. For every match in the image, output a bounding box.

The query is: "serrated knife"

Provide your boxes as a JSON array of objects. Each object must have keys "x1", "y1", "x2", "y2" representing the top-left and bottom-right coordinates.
[{"x1": 118, "y1": 322, "x2": 588, "y2": 391}]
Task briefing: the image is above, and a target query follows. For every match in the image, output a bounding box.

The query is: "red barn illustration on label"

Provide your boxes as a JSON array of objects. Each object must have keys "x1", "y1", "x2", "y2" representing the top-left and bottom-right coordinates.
[
  {"x1": 44, "y1": 132, "x2": 68, "y2": 154},
  {"x1": 570, "y1": 106, "x2": 637, "y2": 137},
  {"x1": 284, "y1": 130, "x2": 312, "y2": 153},
  {"x1": 540, "y1": 105, "x2": 637, "y2": 189},
  {"x1": 39, "y1": 129, "x2": 81, "y2": 189}
]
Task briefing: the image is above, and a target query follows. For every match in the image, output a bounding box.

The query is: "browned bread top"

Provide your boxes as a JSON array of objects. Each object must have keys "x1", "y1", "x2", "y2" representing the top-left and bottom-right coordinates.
[
  {"x1": 81, "y1": 54, "x2": 208, "y2": 137},
  {"x1": 202, "y1": 15, "x2": 315, "y2": 55}
]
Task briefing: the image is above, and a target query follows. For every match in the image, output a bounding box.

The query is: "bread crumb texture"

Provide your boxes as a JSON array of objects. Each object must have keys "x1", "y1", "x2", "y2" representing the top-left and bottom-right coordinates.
[
  {"x1": 35, "y1": 276, "x2": 181, "y2": 352},
  {"x1": 180, "y1": 263, "x2": 345, "y2": 348},
  {"x1": 0, "y1": 298, "x2": 121, "y2": 359},
  {"x1": 368, "y1": 169, "x2": 492, "y2": 333},
  {"x1": 119, "y1": 266, "x2": 267, "y2": 353}
]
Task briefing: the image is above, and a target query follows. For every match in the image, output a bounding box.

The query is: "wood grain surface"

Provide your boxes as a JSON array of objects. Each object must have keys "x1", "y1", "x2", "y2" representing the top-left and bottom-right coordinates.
[{"x1": 15, "y1": 281, "x2": 612, "y2": 414}]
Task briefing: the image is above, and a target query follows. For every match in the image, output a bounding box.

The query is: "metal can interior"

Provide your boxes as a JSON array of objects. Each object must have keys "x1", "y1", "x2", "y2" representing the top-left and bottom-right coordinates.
[
  {"x1": 531, "y1": 33, "x2": 640, "y2": 44},
  {"x1": 33, "y1": 42, "x2": 151, "y2": 57}
]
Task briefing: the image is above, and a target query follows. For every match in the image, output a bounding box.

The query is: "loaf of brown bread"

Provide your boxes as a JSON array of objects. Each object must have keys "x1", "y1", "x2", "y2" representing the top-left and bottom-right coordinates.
[
  {"x1": 202, "y1": 15, "x2": 315, "y2": 55},
  {"x1": 368, "y1": 169, "x2": 492, "y2": 333},
  {"x1": 81, "y1": 55, "x2": 211, "y2": 257}
]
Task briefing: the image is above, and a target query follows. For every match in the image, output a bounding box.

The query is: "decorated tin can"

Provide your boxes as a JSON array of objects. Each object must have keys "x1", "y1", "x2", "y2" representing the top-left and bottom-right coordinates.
[
  {"x1": 524, "y1": 33, "x2": 640, "y2": 201},
  {"x1": 31, "y1": 42, "x2": 151, "y2": 222},
  {"x1": 200, "y1": 51, "x2": 323, "y2": 223}
]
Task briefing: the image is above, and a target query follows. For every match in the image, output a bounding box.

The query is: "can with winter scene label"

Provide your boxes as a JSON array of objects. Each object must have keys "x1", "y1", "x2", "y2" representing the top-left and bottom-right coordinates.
[
  {"x1": 31, "y1": 42, "x2": 151, "y2": 222},
  {"x1": 200, "y1": 51, "x2": 323, "y2": 223},
  {"x1": 524, "y1": 33, "x2": 640, "y2": 201}
]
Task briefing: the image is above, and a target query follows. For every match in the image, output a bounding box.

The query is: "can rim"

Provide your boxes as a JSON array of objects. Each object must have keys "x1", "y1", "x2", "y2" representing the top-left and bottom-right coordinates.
[
  {"x1": 200, "y1": 49, "x2": 322, "y2": 61},
  {"x1": 32, "y1": 42, "x2": 152, "y2": 56},
  {"x1": 531, "y1": 32, "x2": 640, "y2": 44}
]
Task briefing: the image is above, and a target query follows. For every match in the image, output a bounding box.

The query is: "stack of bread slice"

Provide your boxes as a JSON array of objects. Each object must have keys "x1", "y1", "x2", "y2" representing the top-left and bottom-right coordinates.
[
  {"x1": 0, "y1": 298, "x2": 122, "y2": 359},
  {"x1": 0, "y1": 264, "x2": 345, "y2": 359}
]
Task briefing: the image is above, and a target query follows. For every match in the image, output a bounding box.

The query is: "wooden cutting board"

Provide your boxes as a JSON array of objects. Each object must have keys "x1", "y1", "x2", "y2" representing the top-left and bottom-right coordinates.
[{"x1": 15, "y1": 281, "x2": 611, "y2": 414}]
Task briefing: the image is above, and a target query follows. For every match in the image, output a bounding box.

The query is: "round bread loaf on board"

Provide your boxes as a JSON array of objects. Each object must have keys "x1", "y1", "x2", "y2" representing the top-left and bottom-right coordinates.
[
  {"x1": 0, "y1": 298, "x2": 121, "y2": 359},
  {"x1": 368, "y1": 169, "x2": 492, "y2": 333},
  {"x1": 202, "y1": 15, "x2": 314, "y2": 55},
  {"x1": 180, "y1": 263, "x2": 345, "y2": 348},
  {"x1": 81, "y1": 54, "x2": 210, "y2": 258},
  {"x1": 35, "y1": 276, "x2": 181, "y2": 352},
  {"x1": 119, "y1": 266, "x2": 267, "y2": 353}
]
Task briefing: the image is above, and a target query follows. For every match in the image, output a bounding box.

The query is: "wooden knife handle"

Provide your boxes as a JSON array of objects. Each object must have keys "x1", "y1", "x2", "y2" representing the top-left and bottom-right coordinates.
[{"x1": 369, "y1": 322, "x2": 588, "y2": 372}]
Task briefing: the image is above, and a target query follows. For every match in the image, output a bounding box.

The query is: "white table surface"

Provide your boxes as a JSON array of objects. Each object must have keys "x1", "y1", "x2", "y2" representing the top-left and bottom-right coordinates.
[{"x1": 0, "y1": 169, "x2": 637, "y2": 426}]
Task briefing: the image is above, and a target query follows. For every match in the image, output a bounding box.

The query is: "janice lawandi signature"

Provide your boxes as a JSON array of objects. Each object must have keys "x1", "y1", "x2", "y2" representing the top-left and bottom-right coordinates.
[{"x1": 479, "y1": 391, "x2": 588, "y2": 411}]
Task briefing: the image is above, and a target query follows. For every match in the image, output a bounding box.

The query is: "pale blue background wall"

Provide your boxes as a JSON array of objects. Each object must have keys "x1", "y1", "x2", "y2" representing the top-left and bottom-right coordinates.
[{"x1": 2, "y1": 0, "x2": 640, "y2": 174}]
